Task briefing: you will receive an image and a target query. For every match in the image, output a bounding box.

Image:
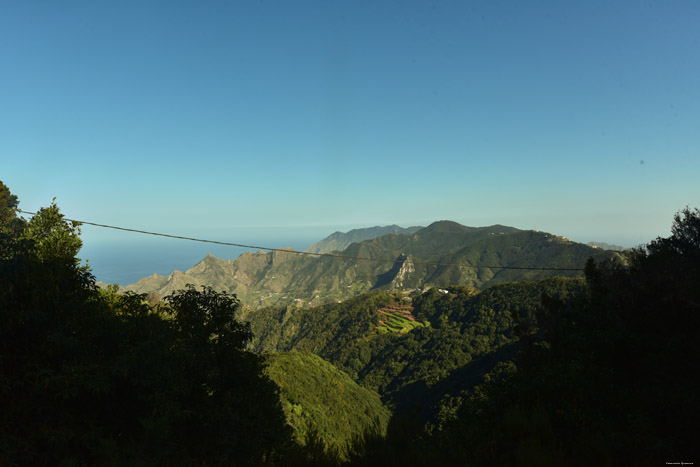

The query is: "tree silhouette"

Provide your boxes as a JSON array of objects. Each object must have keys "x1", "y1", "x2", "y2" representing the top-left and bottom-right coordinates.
[{"x1": 0, "y1": 184, "x2": 292, "y2": 465}]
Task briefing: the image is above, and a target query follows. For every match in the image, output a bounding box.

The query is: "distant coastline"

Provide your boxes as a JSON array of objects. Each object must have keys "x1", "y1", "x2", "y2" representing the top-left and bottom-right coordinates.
[
  {"x1": 82, "y1": 232, "x2": 633, "y2": 287},
  {"x1": 81, "y1": 239, "x2": 313, "y2": 285}
]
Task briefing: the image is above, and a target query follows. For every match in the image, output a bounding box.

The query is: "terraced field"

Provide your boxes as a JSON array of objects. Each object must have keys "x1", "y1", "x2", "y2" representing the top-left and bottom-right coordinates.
[{"x1": 376, "y1": 302, "x2": 429, "y2": 334}]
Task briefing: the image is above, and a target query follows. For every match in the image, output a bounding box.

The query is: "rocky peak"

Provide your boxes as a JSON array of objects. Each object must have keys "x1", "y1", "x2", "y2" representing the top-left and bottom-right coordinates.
[
  {"x1": 374, "y1": 253, "x2": 415, "y2": 289},
  {"x1": 391, "y1": 254, "x2": 415, "y2": 288}
]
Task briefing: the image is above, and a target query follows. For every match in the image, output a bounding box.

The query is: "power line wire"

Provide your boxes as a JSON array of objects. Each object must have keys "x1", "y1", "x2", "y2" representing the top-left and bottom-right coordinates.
[{"x1": 17, "y1": 210, "x2": 586, "y2": 271}]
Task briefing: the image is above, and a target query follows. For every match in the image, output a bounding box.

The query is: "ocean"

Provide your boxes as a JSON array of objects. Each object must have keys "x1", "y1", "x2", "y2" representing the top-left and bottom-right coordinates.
[{"x1": 79, "y1": 237, "x2": 314, "y2": 286}]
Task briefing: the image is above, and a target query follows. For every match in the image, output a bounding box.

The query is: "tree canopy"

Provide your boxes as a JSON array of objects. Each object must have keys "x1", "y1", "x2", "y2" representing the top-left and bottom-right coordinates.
[
  {"x1": 0, "y1": 183, "x2": 292, "y2": 465},
  {"x1": 393, "y1": 207, "x2": 700, "y2": 465}
]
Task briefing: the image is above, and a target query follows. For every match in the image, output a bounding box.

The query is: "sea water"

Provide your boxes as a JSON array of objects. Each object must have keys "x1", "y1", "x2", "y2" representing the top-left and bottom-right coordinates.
[{"x1": 80, "y1": 237, "x2": 313, "y2": 286}]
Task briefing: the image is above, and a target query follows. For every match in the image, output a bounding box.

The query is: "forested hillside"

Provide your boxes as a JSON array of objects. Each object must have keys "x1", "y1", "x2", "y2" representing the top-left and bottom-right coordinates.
[
  {"x1": 265, "y1": 351, "x2": 390, "y2": 461},
  {"x1": 242, "y1": 277, "x2": 586, "y2": 422},
  {"x1": 346, "y1": 207, "x2": 700, "y2": 465}
]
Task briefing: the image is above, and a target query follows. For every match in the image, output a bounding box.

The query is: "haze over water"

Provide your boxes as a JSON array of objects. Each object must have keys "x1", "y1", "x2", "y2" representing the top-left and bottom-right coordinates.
[{"x1": 81, "y1": 237, "x2": 315, "y2": 286}]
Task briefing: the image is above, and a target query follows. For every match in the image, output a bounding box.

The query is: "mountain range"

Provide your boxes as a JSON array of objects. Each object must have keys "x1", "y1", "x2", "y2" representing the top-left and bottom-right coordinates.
[
  {"x1": 122, "y1": 220, "x2": 621, "y2": 308},
  {"x1": 304, "y1": 224, "x2": 423, "y2": 254},
  {"x1": 586, "y1": 241, "x2": 628, "y2": 251}
]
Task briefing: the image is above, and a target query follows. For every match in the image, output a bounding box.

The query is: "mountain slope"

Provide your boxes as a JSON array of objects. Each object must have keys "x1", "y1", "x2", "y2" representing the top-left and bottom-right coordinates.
[
  {"x1": 245, "y1": 278, "x2": 587, "y2": 415},
  {"x1": 265, "y1": 351, "x2": 390, "y2": 459},
  {"x1": 304, "y1": 224, "x2": 423, "y2": 254},
  {"x1": 123, "y1": 221, "x2": 619, "y2": 308}
]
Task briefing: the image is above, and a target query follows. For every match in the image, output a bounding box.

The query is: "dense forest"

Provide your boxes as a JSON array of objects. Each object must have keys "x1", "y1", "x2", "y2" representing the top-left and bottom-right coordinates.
[
  {"x1": 0, "y1": 183, "x2": 291, "y2": 465},
  {"x1": 1, "y1": 180, "x2": 698, "y2": 465},
  {"x1": 242, "y1": 277, "x2": 586, "y2": 417},
  {"x1": 265, "y1": 351, "x2": 390, "y2": 462}
]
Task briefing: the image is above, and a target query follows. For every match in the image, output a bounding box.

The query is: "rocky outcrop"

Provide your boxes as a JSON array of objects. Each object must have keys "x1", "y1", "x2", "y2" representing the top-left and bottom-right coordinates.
[
  {"x1": 391, "y1": 254, "x2": 415, "y2": 288},
  {"x1": 373, "y1": 253, "x2": 414, "y2": 289}
]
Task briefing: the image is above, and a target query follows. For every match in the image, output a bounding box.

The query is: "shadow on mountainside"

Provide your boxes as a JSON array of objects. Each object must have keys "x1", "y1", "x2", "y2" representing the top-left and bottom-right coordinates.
[{"x1": 388, "y1": 340, "x2": 522, "y2": 424}]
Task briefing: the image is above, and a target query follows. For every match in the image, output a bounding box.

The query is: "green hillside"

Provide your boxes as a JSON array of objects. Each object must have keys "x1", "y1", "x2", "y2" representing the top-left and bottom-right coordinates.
[
  {"x1": 376, "y1": 302, "x2": 428, "y2": 334},
  {"x1": 353, "y1": 208, "x2": 700, "y2": 466},
  {"x1": 243, "y1": 277, "x2": 585, "y2": 410},
  {"x1": 265, "y1": 351, "x2": 390, "y2": 460}
]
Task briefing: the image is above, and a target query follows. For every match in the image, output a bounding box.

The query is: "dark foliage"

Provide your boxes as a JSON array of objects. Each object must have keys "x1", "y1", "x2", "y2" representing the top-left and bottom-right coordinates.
[
  {"x1": 425, "y1": 207, "x2": 700, "y2": 465},
  {"x1": 6, "y1": 179, "x2": 696, "y2": 465},
  {"x1": 265, "y1": 351, "x2": 390, "y2": 461},
  {"x1": 245, "y1": 276, "x2": 586, "y2": 427},
  {"x1": 310, "y1": 207, "x2": 700, "y2": 466},
  {"x1": 0, "y1": 185, "x2": 292, "y2": 465}
]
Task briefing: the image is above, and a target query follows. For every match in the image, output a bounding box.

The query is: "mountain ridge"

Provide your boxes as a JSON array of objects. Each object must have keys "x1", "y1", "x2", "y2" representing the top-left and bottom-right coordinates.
[
  {"x1": 587, "y1": 241, "x2": 628, "y2": 251},
  {"x1": 122, "y1": 220, "x2": 620, "y2": 308},
  {"x1": 305, "y1": 224, "x2": 423, "y2": 254}
]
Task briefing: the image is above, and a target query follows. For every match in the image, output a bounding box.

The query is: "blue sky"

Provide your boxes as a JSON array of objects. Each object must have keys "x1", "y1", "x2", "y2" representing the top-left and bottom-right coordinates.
[{"x1": 2, "y1": 0, "x2": 699, "y2": 251}]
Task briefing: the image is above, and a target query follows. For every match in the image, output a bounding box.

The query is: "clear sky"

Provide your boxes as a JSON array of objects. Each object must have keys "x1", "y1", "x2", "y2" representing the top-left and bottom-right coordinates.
[{"x1": 2, "y1": 0, "x2": 699, "y2": 250}]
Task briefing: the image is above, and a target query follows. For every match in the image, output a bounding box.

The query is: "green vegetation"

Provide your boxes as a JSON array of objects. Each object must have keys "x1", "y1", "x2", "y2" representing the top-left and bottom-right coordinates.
[
  {"x1": 376, "y1": 302, "x2": 427, "y2": 334},
  {"x1": 242, "y1": 204, "x2": 700, "y2": 464},
  {"x1": 0, "y1": 182, "x2": 291, "y2": 465},
  {"x1": 265, "y1": 351, "x2": 390, "y2": 461},
  {"x1": 4, "y1": 180, "x2": 697, "y2": 465},
  {"x1": 344, "y1": 207, "x2": 700, "y2": 465},
  {"x1": 434, "y1": 206, "x2": 700, "y2": 465},
  {"x1": 243, "y1": 276, "x2": 585, "y2": 411}
]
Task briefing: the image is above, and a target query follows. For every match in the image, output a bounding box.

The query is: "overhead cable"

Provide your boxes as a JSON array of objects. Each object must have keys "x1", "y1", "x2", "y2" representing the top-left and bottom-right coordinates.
[{"x1": 17, "y1": 210, "x2": 585, "y2": 271}]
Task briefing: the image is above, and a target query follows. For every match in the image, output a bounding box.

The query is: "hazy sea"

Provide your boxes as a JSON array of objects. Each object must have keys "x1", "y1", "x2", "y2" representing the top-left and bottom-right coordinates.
[{"x1": 80, "y1": 238, "x2": 314, "y2": 286}]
